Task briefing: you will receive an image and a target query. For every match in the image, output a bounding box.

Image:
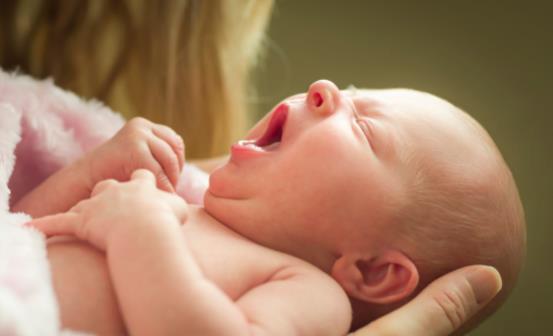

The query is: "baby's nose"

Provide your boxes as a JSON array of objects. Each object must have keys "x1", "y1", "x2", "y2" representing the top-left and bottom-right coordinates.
[{"x1": 306, "y1": 80, "x2": 341, "y2": 116}]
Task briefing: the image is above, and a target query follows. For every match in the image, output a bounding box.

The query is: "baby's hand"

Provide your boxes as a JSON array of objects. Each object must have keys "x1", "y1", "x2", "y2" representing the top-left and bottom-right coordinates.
[
  {"x1": 84, "y1": 117, "x2": 185, "y2": 193},
  {"x1": 28, "y1": 169, "x2": 188, "y2": 250}
]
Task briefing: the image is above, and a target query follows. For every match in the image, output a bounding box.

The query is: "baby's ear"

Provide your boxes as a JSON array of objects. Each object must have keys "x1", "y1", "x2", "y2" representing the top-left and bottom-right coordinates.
[{"x1": 331, "y1": 250, "x2": 419, "y2": 304}]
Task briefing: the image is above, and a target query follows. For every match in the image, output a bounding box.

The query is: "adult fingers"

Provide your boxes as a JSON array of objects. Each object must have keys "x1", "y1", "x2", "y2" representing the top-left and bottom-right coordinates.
[
  {"x1": 147, "y1": 135, "x2": 179, "y2": 192},
  {"x1": 353, "y1": 265, "x2": 502, "y2": 336},
  {"x1": 152, "y1": 124, "x2": 185, "y2": 172},
  {"x1": 26, "y1": 212, "x2": 80, "y2": 238}
]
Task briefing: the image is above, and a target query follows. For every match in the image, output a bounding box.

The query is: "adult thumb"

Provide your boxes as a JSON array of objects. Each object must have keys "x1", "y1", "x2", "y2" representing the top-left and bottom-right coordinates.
[{"x1": 351, "y1": 265, "x2": 502, "y2": 336}]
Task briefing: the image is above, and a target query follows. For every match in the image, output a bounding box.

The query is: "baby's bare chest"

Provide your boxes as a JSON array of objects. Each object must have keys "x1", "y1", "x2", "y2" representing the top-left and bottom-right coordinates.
[
  {"x1": 182, "y1": 219, "x2": 289, "y2": 299},
  {"x1": 48, "y1": 220, "x2": 290, "y2": 334}
]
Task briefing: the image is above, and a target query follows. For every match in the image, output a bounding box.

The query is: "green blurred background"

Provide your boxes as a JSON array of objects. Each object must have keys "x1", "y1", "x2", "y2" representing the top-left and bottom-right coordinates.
[{"x1": 254, "y1": 1, "x2": 552, "y2": 335}]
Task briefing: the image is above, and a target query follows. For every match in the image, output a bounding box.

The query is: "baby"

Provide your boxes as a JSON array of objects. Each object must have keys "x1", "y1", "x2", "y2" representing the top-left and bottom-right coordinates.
[{"x1": 24, "y1": 80, "x2": 525, "y2": 335}]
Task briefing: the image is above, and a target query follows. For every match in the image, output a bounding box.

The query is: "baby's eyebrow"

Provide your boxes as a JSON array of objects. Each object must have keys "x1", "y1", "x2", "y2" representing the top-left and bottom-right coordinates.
[
  {"x1": 343, "y1": 86, "x2": 384, "y2": 116},
  {"x1": 353, "y1": 105, "x2": 395, "y2": 157},
  {"x1": 342, "y1": 88, "x2": 399, "y2": 158}
]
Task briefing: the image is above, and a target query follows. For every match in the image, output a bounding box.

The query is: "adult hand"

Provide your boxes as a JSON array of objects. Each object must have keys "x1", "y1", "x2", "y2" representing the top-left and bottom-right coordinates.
[{"x1": 351, "y1": 265, "x2": 502, "y2": 336}]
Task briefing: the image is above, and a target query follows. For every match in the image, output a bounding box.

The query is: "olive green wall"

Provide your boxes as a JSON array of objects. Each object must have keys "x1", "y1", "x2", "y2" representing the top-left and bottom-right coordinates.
[{"x1": 255, "y1": 1, "x2": 552, "y2": 334}]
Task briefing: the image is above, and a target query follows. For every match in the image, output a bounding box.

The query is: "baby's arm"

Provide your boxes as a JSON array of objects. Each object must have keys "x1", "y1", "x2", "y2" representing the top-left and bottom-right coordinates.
[
  {"x1": 11, "y1": 155, "x2": 92, "y2": 218},
  {"x1": 234, "y1": 264, "x2": 352, "y2": 335},
  {"x1": 110, "y1": 231, "x2": 351, "y2": 336},
  {"x1": 12, "y1": 117, "x2": 184, "y2": 218},
  {"x1": 30, "y1": 170, "x2": 351, "y2": 336}
]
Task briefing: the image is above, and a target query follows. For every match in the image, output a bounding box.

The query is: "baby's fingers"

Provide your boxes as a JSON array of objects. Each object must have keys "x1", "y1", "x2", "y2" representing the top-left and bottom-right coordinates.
[
  {"x1": 91, "y1": 179, "x2": 119, "y2": 197},
  {"x1": 26, "y1": 212, "x2": 80, "y2": 238},
  {"x1": 152, "y1": 124, "x2": 185, "y2": 172},
  {"x1": 148, "y1": 136, "x2": 179, "y2": 193},
  {"x1": 131, "y1": 169, "x2": 157, "y2": 183}
]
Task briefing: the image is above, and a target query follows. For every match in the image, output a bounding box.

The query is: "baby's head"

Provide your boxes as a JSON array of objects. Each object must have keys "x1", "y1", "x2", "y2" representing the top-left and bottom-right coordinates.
[{"x1": 205, "y1": 80, "x2": 526, "y2": 331}]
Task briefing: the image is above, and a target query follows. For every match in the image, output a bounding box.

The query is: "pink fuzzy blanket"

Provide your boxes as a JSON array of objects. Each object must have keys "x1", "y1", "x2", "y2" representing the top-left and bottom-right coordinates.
[{"x1": 0, "y1": 70, "x2": 208, "y2": 335}]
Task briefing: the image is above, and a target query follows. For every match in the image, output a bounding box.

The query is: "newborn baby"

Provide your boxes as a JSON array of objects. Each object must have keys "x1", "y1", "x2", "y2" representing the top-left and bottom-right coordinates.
[{"x1": 24, "y1": 80, "x2": 525, "y2": 335}]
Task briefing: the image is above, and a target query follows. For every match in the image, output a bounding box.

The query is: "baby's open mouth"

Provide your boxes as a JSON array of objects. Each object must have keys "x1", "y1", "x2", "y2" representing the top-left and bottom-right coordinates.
[{"x1": 238, "y1": 103, "x2": 288, "y2": 152}]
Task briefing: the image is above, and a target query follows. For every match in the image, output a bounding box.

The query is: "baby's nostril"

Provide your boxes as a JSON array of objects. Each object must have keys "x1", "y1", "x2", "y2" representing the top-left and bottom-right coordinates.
[{"x1": 313, "y1": 92, "x2": 323, "y2": 107}]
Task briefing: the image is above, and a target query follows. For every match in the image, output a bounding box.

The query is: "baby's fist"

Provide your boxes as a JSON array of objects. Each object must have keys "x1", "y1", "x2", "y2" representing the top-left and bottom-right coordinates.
[{"x1": 85, "y1": 117, "x2": 185, "y2": 193}]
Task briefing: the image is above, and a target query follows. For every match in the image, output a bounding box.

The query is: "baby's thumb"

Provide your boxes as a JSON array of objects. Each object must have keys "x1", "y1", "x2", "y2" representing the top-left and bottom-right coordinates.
[{"x1": 352, "y1": 265, "x2": 502, "y2": 336}]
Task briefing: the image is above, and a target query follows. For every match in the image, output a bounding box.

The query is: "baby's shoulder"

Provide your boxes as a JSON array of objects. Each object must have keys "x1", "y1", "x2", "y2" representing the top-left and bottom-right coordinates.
[{"x1": 236, "y1": 251, "x2": 353, "y2": 335}]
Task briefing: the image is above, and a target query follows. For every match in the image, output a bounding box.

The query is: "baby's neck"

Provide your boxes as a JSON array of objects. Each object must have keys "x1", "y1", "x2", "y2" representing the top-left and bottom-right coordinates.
[
  {"x1": 187, "y1": 205, "x2": 337, "y2": 274},
  {"x1": 186, "y1": 205, "x2": 246, "y2": 236}
]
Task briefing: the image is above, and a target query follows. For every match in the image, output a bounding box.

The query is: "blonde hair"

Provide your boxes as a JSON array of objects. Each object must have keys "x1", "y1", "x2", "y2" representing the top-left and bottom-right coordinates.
[{"x1": 0, "y1": 0, "x2": 274, "y2": 158}]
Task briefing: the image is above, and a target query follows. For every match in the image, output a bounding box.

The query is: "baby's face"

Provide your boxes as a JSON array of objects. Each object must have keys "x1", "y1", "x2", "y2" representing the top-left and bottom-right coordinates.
[{"x1": 205, "y1": 80, "x2": 477, "y2": 260}]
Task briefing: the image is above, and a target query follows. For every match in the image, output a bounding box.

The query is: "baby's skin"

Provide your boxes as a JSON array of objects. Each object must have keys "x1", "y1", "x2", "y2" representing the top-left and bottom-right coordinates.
[
  {"x1": 24, "y1": 80, "x2": 518, "y2": 335},
  {"x1": 24, "y1": 115, "x2": 350, "y2": 335}
]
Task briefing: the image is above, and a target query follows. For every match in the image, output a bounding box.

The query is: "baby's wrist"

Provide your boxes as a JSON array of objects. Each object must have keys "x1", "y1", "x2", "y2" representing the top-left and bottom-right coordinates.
[
  {"x1": 69, "y1": 156, "x2": 95, "y2": 194},
  {"x1": 107, "y1": 212, "x2": 182, "y2": 250}
]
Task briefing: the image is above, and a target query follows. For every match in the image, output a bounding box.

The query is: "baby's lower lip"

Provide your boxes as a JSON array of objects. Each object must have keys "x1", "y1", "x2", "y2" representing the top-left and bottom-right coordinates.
[{"x1": 230, "y1": 141, "x2": 270, "y2": 162}]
